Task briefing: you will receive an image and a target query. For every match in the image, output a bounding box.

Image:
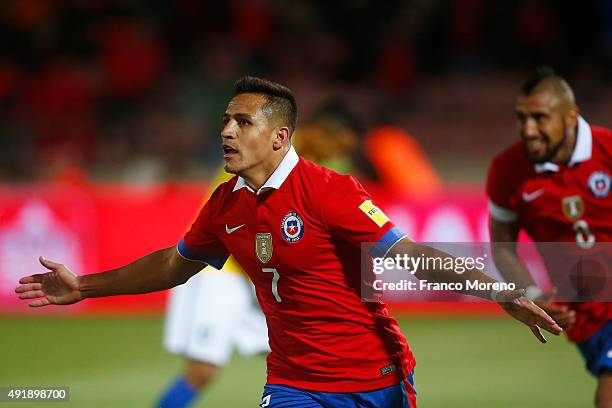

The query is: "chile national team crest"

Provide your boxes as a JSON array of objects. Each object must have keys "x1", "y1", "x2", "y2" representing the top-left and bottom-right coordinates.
[
  {"x1": 281, "y1": 211, "x2": 304, "y2": 242},
  {"x1": 588, "y1": 171, "x2": 611, "y2": 198}
]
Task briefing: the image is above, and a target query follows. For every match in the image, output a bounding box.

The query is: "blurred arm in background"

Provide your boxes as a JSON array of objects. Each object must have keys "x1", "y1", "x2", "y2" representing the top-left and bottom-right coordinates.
[{"x1": 489, "y1": 213, "x2": 576, "y2": 331}]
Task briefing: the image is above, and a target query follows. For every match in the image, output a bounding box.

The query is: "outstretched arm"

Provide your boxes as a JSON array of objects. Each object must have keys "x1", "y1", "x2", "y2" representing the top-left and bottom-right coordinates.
[
  {"x1": 490, "y1": 218, "x2": 535, "y2": 288},
  {"x1": 15, "y1": 246, "x2": 204, "y2": 307},
  {"x1": 490, "y1": 217, "x2": 575, "y2": 330},
  {"x1": 387, "y1": 237, "x2": 563, "y2": 343}
]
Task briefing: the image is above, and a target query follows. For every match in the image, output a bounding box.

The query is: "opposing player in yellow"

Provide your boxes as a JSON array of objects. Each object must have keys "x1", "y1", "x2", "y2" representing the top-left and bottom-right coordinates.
[{"x1": 157, "y1": 168, "x2": 269, "y2": 408}]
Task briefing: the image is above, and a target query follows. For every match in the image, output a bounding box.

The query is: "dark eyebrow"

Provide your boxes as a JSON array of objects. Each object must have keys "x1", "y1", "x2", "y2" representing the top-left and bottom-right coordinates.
[
  {"x1": 234, "y1": 113, "x2": 254, "y2": 121},
  {"x1": 514, "y1": 109, "x2": 550, "y2": 118},
  {"x1": 223, "y1": 112, "x2": 254, "y2": 121}
]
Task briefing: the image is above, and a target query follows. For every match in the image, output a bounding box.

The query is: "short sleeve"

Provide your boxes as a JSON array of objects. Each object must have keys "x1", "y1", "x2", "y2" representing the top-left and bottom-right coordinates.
[
  {"x1": 486, "y1": 156, "x2": 519, "y2": 223},
  {"x1": 177, "y1": 186, "x2": 229, "y2": 269},
  {"x1": 320, "y1": 174, "x2": 406, "y2": 257}
]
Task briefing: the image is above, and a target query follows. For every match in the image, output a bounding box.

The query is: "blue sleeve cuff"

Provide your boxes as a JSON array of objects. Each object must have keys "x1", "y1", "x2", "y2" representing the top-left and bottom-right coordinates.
[
  {"x1": 370, "y1": 227, "x2": 407, "y2": 258},
  {"x1": 176, "y1": 240, "x2": 228, "y2": 269}
]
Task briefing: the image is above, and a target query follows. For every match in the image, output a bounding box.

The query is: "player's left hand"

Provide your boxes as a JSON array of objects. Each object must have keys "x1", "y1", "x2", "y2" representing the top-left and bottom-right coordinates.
[
  {"x1": 533, "y1": 288, "x2": 576, "y2": 331},
  {"x1": 496, "y1": 289, "x2": 563, "y2": 343}
]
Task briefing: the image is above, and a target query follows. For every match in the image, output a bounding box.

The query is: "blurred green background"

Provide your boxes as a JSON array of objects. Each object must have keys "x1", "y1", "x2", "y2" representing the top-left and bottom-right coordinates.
[{"x1": 0, "y1": 315, "x2": 593, "y2": 407}]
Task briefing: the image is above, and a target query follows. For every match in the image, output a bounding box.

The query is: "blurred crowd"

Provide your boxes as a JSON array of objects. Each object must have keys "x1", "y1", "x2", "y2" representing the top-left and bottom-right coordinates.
[{"x1": 1, "y1": 0, "x2": 611, "y2": 183}]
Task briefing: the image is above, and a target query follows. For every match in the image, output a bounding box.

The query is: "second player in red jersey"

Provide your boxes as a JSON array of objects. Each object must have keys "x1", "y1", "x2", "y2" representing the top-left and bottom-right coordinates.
[{"x1": 487, "y1": 67, "x2": 612, "y2": 407}]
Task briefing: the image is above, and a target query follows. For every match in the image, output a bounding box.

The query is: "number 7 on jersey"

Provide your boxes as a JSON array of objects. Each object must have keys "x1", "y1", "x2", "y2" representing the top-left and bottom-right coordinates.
[{"x1": 262, "y1": 268, "x2": 282, "y2": 302}]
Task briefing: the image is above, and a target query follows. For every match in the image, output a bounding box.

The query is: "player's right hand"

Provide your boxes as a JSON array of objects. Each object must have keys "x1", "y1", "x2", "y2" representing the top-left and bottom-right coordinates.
[{"x1": 14, "y1": 256, "x2": 83, "y2": 307}]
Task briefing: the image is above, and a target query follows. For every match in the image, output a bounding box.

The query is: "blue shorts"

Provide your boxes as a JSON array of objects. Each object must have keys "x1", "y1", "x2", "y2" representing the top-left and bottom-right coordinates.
[
  {"x1": 260, "y1": 371, "x2": 417, "y2": 408},
  {"x1": 577, "y1": 320, "x2": 612, "y2": 376}
]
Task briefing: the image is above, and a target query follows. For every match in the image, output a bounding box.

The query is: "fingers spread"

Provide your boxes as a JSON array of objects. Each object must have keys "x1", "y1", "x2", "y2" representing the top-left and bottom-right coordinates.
[
  {"x1": 548, "y1": 309, "x2": 575, "y2": 330},
  {"x1": 19, "y1": 290, "x2": 45, "y2": 300},
  {"x1": 544, "y1": 323, "x2": 563, "y2": 335},
  {"x1": 520, "y1": 300, "x2": 562, "y2": 334},
  {"x1": 18, "y1": 274, "x2": 44, "y2": 284},
  {"x1": 534, "y1": 310, "x2": 563, "y2": 335},
  {"x1": 530, "y1": 326, "x2": 547, "y2": 343},
  {"x1": 39, "y1": 256, "x2": 61, "y2": 271},
  {"x1": 15, "y1": 283, "x2": 42, "y2": 293},
  {"x1": 532, "y1": 311, "x2": 562, "y2": 335},
  {"x1": 29, "y1": 298, "x2": 51, "y2": 307}
]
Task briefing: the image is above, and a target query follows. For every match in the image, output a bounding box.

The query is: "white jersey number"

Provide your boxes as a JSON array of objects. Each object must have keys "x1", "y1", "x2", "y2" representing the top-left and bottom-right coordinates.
[
  {"x1": 573, "y1": 219, "x2": 595, "y2": 249},
  {"x1": 262, "y1": 268, "x2": 282, "y2": 302}
]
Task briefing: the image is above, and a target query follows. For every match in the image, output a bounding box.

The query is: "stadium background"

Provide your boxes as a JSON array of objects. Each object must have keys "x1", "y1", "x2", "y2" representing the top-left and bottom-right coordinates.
[{"x1": 1, "y1": 0, "x2": 611, "y2": 406}]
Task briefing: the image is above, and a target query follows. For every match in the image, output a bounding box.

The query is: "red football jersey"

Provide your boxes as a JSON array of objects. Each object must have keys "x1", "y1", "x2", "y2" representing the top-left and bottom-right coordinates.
[
  {"x1": 487, "y1": 117, "x2": 612, "y2": 343},
  {"x1": 178, "y1": 147, "x2": 415, "y2": 392}
]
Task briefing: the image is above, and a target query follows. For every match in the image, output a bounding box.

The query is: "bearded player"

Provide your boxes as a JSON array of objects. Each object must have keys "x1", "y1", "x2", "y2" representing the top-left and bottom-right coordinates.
[
  {"x1": 487, "y1": 67, "x2": 612, "y2": 408},
  {"x1": 17, "y1": 76, "x2": 561, "y2": 407}
]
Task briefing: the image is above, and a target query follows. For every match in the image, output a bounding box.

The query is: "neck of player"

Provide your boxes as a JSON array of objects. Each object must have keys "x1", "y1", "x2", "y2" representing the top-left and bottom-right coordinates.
[{"x1": 240, "y1": 147, "x2": 289, "y2": 190}]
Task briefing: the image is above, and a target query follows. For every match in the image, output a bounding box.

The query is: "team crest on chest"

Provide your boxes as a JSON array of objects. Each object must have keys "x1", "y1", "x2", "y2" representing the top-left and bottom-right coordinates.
[
  {"x1": 561, "y1": 195, "x2": 584, "y2": 220},
  {"x1": 588, "y1": 171, "x2": 611, "y2": 198},
  {"x1": 281, "y1": 211, "x2": 304, "y2": 242},
  {"x1": 255, "y1": 233, "x2": 273, "y2": 263}
]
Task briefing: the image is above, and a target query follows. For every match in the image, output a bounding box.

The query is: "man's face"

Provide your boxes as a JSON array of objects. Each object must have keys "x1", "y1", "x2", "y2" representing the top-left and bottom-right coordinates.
[
  {"x1": 221, "y1": 93, "x2": 277, "y2": 174},
  {"x1": 515, "y1": 91, "x2": 568, "y2": 163}
]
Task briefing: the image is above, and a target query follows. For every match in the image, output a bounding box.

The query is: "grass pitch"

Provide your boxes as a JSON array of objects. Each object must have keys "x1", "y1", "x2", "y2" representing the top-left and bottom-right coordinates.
[{"x1": 0, "y1": 315, "x2": 594, "y2": 407}]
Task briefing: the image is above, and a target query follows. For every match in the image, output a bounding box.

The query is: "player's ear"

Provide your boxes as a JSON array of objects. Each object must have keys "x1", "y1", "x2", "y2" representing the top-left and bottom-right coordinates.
[
  {"x1": 565, "y1": 106, "x2": 579, "y2": 129},
  {"x1": 272, "y1": 126, "x2": 291, "y2": 150}
]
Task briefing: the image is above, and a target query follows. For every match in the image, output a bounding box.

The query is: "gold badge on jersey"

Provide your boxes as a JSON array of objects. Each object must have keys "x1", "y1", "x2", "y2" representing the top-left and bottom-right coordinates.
[
  {"x1": 561, "y1": 195, "x2": 584, "y2": 220},
  {"x1": 255, "y1": 233, "x2": 273, "y2": 263}
]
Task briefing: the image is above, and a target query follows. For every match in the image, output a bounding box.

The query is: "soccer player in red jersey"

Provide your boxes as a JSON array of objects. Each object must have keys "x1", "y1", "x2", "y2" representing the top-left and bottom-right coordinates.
[
  {"x1": 487, "y1": 67, "x2": 612, "y2": 408},
  {"x1": 17, "y1": 76, "x2": 561, "y2": 407}
]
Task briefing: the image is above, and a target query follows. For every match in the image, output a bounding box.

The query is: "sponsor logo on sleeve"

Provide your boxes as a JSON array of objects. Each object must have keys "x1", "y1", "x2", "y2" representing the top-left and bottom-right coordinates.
[{"x1": 359, "y1": 200, "x2": 389, "y2": 227}]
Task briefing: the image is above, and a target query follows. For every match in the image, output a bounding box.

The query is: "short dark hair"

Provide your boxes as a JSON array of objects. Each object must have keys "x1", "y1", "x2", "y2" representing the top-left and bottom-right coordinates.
[
  {"x1": 521, "y1": 65, "x2": 557, "y2": 95},
  {"x1": 520, "y1": 66, "x2": 576, "y2": 107},
  {"x1": 234, "y1": 76, "x2": 298, "y2": 134}
]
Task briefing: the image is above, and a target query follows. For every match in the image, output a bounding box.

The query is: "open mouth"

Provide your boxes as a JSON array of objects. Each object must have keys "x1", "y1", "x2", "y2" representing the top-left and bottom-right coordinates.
[{"x1": 223, "y1": 145, "x2": 238, "y2": 158}]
